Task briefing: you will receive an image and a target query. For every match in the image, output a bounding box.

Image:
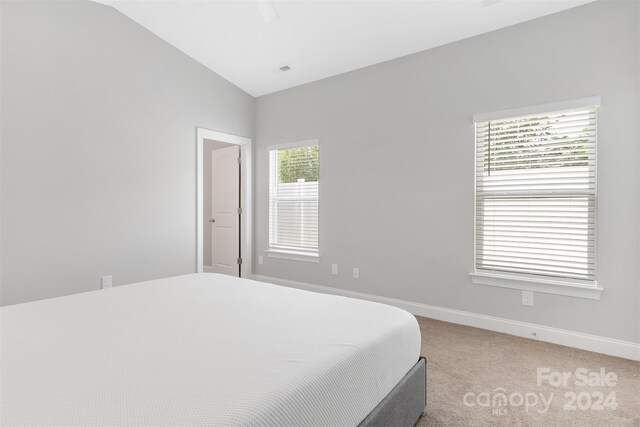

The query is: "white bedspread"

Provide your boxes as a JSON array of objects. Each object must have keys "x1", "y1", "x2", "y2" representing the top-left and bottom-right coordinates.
[{"x1": 1, "y1": 273, "x2": 421, "y2": 426}]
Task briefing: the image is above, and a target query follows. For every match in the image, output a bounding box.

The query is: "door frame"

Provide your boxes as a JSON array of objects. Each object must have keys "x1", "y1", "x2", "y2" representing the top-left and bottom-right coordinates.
[{"x1": 196, "y1": 127, "x2": 252, "y2": 276}]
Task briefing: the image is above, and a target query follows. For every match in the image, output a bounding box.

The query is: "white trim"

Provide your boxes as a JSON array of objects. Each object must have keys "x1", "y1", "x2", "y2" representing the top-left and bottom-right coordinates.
[
  {"x1": 470, "y1": 272, "x2": 602, "y2": 300},
  {"x1": 265, "y1": 249, "x2": 320, "y2": 263},
  {"x1": 473, "y1": 96, "x2": 601, "y2": 123},
  {"x1": 267, "y1": 139, "x2": 319, "y2": 151},
  {"x1": 251, "y1": 274, "x2": 640, "y2": 362},
  {"x1": 196, "y1": 127, "x2": 252, "y2": 277}
]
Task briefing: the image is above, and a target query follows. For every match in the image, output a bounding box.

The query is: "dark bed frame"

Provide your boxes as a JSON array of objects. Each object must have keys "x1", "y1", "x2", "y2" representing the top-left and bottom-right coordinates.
[{"x1": 358, "y1": 357, "x2": 426, "y2": 427}]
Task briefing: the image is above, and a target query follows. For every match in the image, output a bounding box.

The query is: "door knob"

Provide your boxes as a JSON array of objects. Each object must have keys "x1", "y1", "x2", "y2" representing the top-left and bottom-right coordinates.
[{"x1": 209, "y1": 218, "x2": 216, "y2": 223}]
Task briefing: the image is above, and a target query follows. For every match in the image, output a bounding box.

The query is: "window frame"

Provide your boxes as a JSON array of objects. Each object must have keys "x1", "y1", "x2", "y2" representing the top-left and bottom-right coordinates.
[
  {"x1": 266, "y1": 139, "x2": 320, "y2": 263},
  {"x1": 470, "y1": 97, "x2": 603, "y2": 300}
]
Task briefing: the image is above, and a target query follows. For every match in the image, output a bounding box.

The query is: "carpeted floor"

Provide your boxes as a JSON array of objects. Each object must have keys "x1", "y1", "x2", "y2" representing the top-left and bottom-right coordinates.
[{"x1": 413, "y1": 316, "x2": 640, "y2": 427}]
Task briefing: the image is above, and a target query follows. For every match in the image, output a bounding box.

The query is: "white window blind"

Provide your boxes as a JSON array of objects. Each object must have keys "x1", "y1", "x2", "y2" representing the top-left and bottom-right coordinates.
[
  {"x1": 475, "y1": 104, "x2": 597, "y2": 282},
  {"x1": 269, "y1": 143, "x2": 319, "y2": 254}
]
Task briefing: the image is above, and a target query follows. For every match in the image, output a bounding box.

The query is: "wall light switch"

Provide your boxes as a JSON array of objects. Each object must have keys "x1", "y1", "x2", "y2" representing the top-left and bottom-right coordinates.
[
  {"x1": 522, "y1": 291, "x2": 534, "y2": 306},
  {"x1": 258, "y1": 255, "x2": 264, "y2": 265},
  {"x1": 101, "y1": 275, "x2": 112, "y2": 289},
  {"x1": 353, "y1": 267, "x2": 359, "y2": 279},
  {"x1": 331, "y1": 264, "x2": 338, "y2": 275}
]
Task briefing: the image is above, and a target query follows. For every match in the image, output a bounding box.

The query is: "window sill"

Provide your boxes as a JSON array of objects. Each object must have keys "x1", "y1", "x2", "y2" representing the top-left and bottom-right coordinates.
[
  {"x1": 470, "y1": 271, "x2": 602, "y2": 300},
  {"x1": 266, "y1": 249, "x2": 320, "y2": 263}
]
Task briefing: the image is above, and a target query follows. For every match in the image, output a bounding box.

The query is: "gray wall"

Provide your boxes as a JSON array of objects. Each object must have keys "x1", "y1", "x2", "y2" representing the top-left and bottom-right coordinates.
[
  {"x1": 0, "y1": 0, "x2": 254, "y2": 305},
  {"x1": 254, "y1": 1, "x2": 640, "y2": 343}
]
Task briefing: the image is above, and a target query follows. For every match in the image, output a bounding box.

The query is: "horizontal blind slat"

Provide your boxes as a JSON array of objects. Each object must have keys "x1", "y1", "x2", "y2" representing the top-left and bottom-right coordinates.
[
  {"x1": 477, "y1": 135, "x2": 596, "y2": 148},
  {"x1": 477, "y1": 127, "x2": 596, "y2": 142},
  {"x1": 476, "y1": 139, "x2": 596, "y2": 154},
  {"x1": 476, "y1": 111, "x2": 596, "y2": 127},
  {"x1": 478, "y1": 265, "x2": 594, "y2": 280}
]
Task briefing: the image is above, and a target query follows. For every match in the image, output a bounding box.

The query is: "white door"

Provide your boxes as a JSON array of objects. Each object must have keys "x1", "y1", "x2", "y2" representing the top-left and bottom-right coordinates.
[{"x1": 210, "y1": 145, "x2": 240, "y2": 276}]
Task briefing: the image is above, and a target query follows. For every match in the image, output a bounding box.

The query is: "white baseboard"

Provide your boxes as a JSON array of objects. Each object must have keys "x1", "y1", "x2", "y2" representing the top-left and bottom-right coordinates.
[
  {"x1": 251, "y1": 274, "x2": 640, "y2": 362},
  {"x1": 203, "y1": 265, "x2": 213, "y2": 273}
]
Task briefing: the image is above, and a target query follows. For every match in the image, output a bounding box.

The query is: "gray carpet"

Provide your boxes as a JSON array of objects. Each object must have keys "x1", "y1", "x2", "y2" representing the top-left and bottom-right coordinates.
[{"x1": 414, "y1": 316, "x2": 640, "y2": 427}]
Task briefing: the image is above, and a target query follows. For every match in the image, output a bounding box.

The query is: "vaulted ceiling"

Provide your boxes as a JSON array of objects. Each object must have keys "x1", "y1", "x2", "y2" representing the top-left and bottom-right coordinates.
[{"x1": 94, "y1": 0, "x2": 595, "y2": 97}]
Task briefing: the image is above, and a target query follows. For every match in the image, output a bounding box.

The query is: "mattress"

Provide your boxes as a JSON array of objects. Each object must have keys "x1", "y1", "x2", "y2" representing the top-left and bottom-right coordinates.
[{"x1": 1, "y1": 273, "x2": 421, "y2": 426}]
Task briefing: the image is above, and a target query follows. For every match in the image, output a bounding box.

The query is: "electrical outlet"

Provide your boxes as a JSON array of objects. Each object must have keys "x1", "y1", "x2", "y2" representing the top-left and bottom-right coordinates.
[
  {"x1": 331, "y1": 264, "x2": 338, "y2": 275},
  {"x1": 258, "y1": 255, "x2": 264, "y2": 265},
  {"x1": 101, "y1": 275, "x2": 112, "y2": 289},
  {"x1": 522, "y1": 291, "x2": 534, "y2": 306},
  {"x1": 353, "y1": 267, "x2": 359, "y2": 279}
]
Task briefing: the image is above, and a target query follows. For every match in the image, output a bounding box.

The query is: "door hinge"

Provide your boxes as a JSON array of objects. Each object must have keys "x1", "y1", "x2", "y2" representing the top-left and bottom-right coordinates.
[
  {"x1": 237, "y1": 207, "x2": 242, "y2": 215},
  {"x1": 237, "y1": 257, "x2": 243, "y2": 265},
  {"x1": 237, "y1": 156, "x2": 242, "y2": 164}
]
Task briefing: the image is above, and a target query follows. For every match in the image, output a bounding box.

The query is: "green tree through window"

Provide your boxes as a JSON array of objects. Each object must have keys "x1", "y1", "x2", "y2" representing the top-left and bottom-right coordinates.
[{"x1": 279, "y1": 146, "x2": 319, "y2": 183}]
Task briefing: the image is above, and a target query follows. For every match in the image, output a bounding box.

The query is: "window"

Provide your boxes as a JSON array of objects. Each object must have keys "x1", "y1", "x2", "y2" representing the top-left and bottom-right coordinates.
[
  {"x1": 268, "y1": 141, "x2": 319, "y2": 261},
  {"x1": 472, "y1": 98, "x2": 600, "y2": 298}
]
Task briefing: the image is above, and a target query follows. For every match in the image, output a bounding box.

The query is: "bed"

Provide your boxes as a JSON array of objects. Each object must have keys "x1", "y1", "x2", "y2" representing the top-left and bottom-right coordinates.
[{"x1": 1, "y1": 273, "x2": 426, "y2": 426}]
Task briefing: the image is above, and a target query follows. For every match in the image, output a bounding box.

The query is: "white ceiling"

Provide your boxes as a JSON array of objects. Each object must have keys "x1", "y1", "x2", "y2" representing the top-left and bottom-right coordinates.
[{"x1": 95, "y1": 0, "x2": 595, "y2": 97}]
